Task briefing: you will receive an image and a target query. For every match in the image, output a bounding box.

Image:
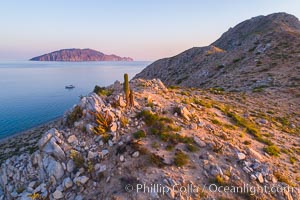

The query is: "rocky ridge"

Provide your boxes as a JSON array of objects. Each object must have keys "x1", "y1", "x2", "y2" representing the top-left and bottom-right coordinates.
[
  {"x1": 30, "y1": 49, "x2": 133, "y2": 62},
  {"x1": 134, "y1": 13, "x2": 300, "y2": 92},
  {"x1": 0, "y1": 78, "x2": 299, "y2": 200}
]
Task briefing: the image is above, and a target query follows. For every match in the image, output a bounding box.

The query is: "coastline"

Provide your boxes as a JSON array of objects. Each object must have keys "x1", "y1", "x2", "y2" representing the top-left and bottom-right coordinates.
[{"x1": 0, "y1": 117, "x2": 62, "y2": 163}]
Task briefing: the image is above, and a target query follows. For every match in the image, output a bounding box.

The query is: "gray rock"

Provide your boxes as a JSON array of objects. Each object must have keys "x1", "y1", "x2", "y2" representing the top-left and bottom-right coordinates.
[
  {"x1": 53, "y1": 190, "x2": 64, "y2": 199},
  {"x1": 41, "y1": 137, "x2": 66, "y2": 161},
  {"x1": 85, "y1": 93, "x2": 105, "y2": 112},
  {"x1": 210, "y1": 164, "x2": 223, "y2": 176},
  {"x1": 38, "y1": 128, "x2": 57, "y2": 149},
  {"x1": 74, "y1": 176, "x2": 89, "y2": 185},
  {"x1": 118, "y1": 96, "x2": 127, "y2": 107},
  {"x1": 20, "y1": 192, "x2": 32, "y2": 200},
  {"x1": 132, "y1": 151, "x2": 140, "y2": 158},
  {"x1": 0, "y1": 167, "x2": 8, "y2": 186},
  {"x1": 179, "y1": 105, "x2": 191, "y2": 120},
  {"x1": 190, "y1": 123, "x2": 198, "y2": 130},
  {"x1": 95, "y1": 164, "x2": 106, "y2": 173},
  {"x1": 120, "y1": 155, "x2": 125, "y2": 162},
  {"x1": 256, "y1": 173, "x2": 264, "y2": 183},
  {"x1": 75, "y1": 195, "x2": 83, "y2": 200},
  {"x1": 63, "y1": 177, "x2": 73, "y2": 189},
  {"x1": 250, "y1": 174, "x2": 257, "y2": 180},
  {"x1": 101, "y1": 149, "x2": 109, "y2": 157},
  {"x1": 43, "y1": 156, "x2": 64, "y2": 180},
  {"x1": 110, "y1": 122, "x2": 118, "y2": 132},
  {"x1": 67, "y1": 160, "x2": 75, "y2": 173},
  {"x1": 247, "y1": 148, "x2": 263, "y2": 160},
  {"x1": 86, "y1": 124, "x2": 94, "y2": 134},
  {"x1": 194, "y1": 136, "x2": 206, "y2": 147},
  {"x1": 88, "y1": 151, "x2": 98, "y2": 160},
  {"x1": 67, "y1": 135, "x2": 78, "y2": 145},
  {"x1": 237, "y1": 152, "x2": 246, "y2": 160}
]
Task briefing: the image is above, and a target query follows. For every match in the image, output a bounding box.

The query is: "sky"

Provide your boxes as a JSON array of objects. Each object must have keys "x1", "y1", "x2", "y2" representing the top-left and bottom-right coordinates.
[{"x1": 0, "y1": 0, "x2": 299, "y2": 61}]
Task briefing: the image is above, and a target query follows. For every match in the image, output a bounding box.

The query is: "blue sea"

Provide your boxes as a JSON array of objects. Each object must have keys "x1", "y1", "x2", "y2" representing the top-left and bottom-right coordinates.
[{"x1": 0, "y1": 61, "x2": 150, "y2": 139}]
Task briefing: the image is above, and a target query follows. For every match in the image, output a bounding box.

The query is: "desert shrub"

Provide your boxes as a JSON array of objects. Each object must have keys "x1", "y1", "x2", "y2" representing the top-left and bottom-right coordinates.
[
  {"x1": 186, "y1": 143, "x2": 198, "y2": 152},
  {"x1": 216, "y1": 105, "x2": 272, "y2": 145},
  {"x1": 70, "y1": 150, "x2": 85, "y2": 168},
  {"x1": 290, "y1": 157, "x2": 297, "y2": 164},
  {"x1": 233, "y1": 58, "x2": 241, "y2": 63},
  {"x1": 133, "y1": 130, "x2": 146, "y2": 139},
  {"x1": 174, "y1": 150, "x2": 189, "y2": 167},
  {"x1": 165, "y1": 144, "x2": 174, "y2": 151},
  {"x1": 211, "y1": 119, "x2": 222, "y2": 125},
  {"x1": 193, "y1": 98, "x2": 212, "y2": 108},
  {"x1": 148, "y1": 153, "x2": 165, "y2": 168},
  {"x1": 93, "y1": 85, "x2": 113, "y2": 96},
  {"x1": 136, "y1": 110, "x2": 160, "y2": 126},
  {"x1": 171, "y1": 105, "x2": 180, "y2": 115},
  {"x1": 66, "y1": 105, "x2": 83, "y2": 127},
  {"x1": 168, "y1": 85, "x2": 180, "y2": 89},
  {"x1": 264, "y1": 145, "x2": 280, "y2": 156},
  {"x1": 120, "y1": 116, "x2": 129, "y2": 128},
  {"x1": 273, "y1": 171, "x2": 295, "y2": 186}
]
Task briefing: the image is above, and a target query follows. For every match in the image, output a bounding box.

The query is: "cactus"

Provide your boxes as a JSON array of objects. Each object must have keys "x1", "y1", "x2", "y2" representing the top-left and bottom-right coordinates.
[
  {"x1": 123, "y1": 73, "x2": 130, "y2": 107},
  {"x1": 129, "y1": 89, "x2": 135, "y2": 107}
]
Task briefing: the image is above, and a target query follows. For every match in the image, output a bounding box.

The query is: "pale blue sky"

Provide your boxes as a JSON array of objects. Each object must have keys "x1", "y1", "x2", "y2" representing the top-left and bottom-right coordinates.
[{"x1": 0, "y1": 0, "x2": 299, "y2": 61}]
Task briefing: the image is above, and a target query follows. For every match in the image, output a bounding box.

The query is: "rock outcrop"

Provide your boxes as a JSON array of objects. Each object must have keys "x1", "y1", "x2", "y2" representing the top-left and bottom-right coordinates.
[
  {"x1": 134, "y1": 13, "x2": 300, "y2": 92},
  {"x1": 30, "y1": 48, "x2": 133, "y2": 62}
]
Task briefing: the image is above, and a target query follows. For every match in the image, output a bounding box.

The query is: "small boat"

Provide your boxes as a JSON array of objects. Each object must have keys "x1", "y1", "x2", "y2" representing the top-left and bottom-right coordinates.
[{"x1": 65, "y1": 85, "x2": 75, "y2": 89}]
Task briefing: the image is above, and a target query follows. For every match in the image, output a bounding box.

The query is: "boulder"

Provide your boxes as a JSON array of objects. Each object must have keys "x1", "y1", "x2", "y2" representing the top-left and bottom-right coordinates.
[
  {"x1": 39, "y1": 129, "x2": 66, "y2": 161},
  {"x1": 43, "y1": 156, "x2": 64, "y2": 180},
  {"x1": 85, "y1": 93, "x2": 105, "y2": 112}
]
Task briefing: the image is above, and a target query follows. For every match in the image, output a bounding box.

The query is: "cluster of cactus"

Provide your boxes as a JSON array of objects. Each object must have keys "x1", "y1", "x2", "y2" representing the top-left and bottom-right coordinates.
[{"x1": 123, "y1": 73, "x2": 134, "y2": 108}]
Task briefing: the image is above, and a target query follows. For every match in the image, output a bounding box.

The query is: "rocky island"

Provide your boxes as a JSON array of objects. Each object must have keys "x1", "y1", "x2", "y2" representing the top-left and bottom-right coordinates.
[
  {"x1": 0, "y1": 13, "x2": 299, "y2": 200},
  {"x1": 30, "y1": 49, "x2": 133, "y2": 62}
]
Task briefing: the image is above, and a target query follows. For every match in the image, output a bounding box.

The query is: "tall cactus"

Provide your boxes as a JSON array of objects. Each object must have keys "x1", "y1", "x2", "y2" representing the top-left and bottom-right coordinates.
[
  {"x1": 123, "y1": 73, "x2": 130, "y2": 107},
  {"x1": 129, "y1": 89, "x2": 135, "y2": 107}
]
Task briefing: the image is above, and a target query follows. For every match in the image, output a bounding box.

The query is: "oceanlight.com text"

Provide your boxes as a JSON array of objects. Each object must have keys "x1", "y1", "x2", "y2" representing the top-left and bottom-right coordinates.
[{"x1": 125, "y1": 183, "x2": 298, "y2": 196}]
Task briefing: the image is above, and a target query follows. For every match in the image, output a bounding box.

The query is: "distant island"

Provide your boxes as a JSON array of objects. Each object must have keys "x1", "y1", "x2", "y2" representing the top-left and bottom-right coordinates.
[{"x1": 30, "y1": 48, "x2": 134, "y2": 62}]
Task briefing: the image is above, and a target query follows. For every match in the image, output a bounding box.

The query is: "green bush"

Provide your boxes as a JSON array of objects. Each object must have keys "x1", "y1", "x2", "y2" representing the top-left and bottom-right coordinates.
[
  {"x1": 66, "y1": 105, "x2": 83, "y2": 127},
  {"x1": 174, "y1": 151, "x2": 189, "y2": 167},
  {"x1": 186, "y1": 143, "x2": 198, "y2": 152},
  {"x1": 93, "y1": 85, "x2": 113, "y2": 96},
  {"x1": 264, "y1": 145, "x2": 280, "y2": 157},
  {"x1": 133, "y1": 130, "x2": 146, "y2": 139}
]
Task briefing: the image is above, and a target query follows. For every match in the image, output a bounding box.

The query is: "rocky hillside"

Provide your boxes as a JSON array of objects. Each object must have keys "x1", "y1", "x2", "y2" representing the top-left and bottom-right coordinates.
[
  {"x1": 134, "y1": 13, "x2": 300, "y2": 92},
  {"x1": 30, "y1": 49, "x2": 133, "y2": 62},
  {"x1": 0, "y1": 78, "x2": 299, "y2": 200}
]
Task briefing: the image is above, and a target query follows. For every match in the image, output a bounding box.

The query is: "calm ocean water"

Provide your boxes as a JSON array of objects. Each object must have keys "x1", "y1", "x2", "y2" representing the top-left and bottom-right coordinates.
[{"x1": 0, "y1": 61, "x2": 150, "y2": 139}]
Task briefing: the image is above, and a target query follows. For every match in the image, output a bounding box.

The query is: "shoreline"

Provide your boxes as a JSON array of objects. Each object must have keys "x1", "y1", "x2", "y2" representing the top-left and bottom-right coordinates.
[
  {"x1": 0, "y1": 117, "x2": 62, "y2": 163},
  {"x1": 0, "y1": 116, "x2": 62, "y2": 144}
]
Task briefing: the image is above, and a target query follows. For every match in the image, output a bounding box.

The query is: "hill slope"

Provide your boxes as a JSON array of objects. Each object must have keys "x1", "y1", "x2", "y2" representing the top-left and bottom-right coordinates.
[
  {"x1": 30, "y1": 48, "x2": 133, "y2": 62},
  {"x1": 0, "y1": 79, "x2": 299, "y2": 199},
  {"x1": 134, "y1": 13, "x2": 300, "y2": 92}
]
